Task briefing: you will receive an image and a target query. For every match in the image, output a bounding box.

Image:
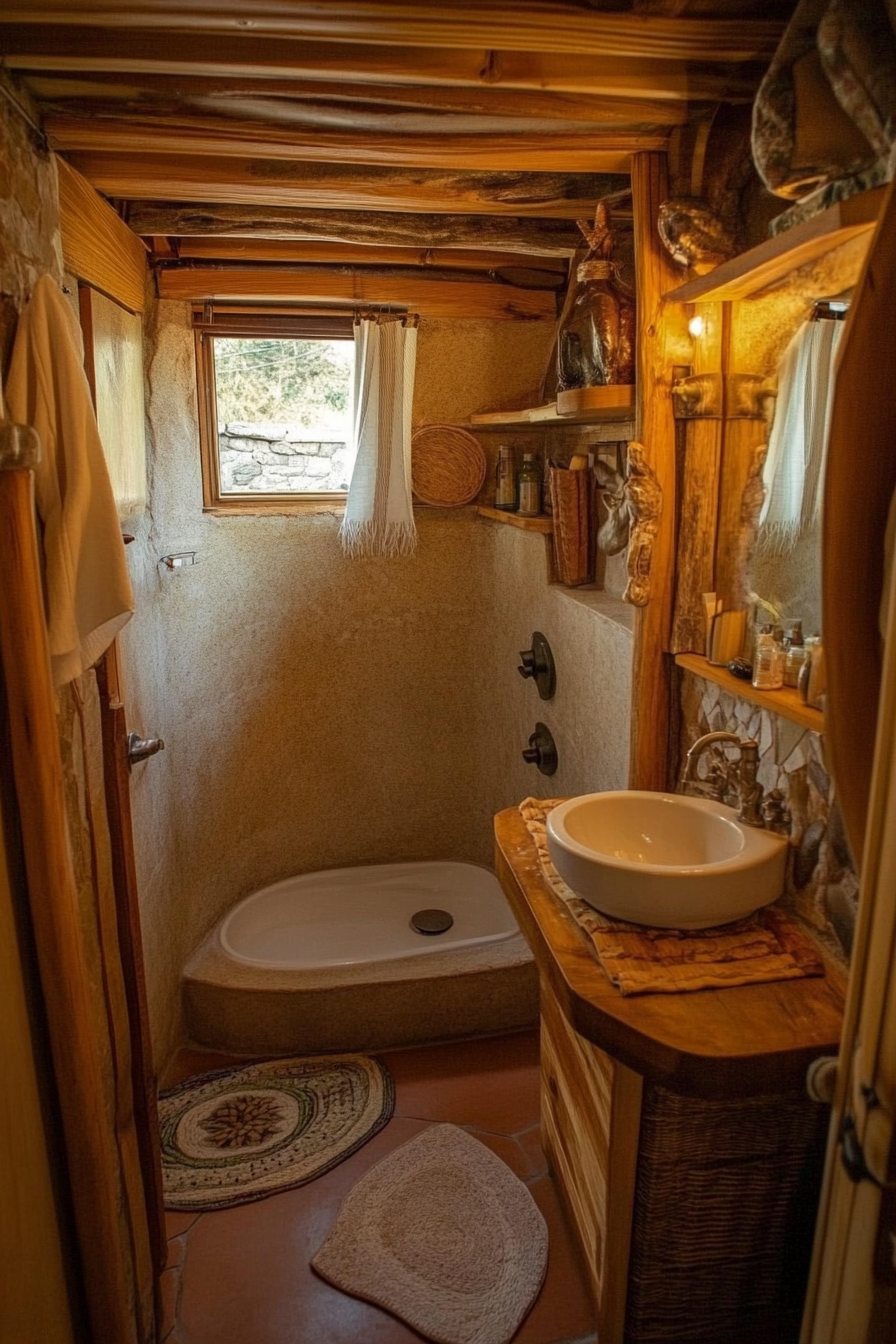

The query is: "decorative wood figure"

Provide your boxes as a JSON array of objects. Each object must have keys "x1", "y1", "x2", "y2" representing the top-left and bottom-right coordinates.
[
  {"x1": 671, "y1": 372, "x2": 724, "y2": 420},
  {"x1": 623, "y1": 442, "x2": 663, "y2": 608},
  {"x1": 595, "y1": 458, "x2": 631, "y2": 556},
  {"x1": 735, "y1": 441, "x2": 770, "y2": 610},
  {"x1": 557, "y1": 202, "x2": 635, "y2": 392},
  {"x1": 657, "y1": 198, "x2": 738, "y2": 274}
]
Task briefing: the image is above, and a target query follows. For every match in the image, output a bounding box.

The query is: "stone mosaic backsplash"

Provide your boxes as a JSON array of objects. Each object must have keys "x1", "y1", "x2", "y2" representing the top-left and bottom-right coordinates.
[{"x1": 679, "y1": 671, "x2": 858, "y2": 967}]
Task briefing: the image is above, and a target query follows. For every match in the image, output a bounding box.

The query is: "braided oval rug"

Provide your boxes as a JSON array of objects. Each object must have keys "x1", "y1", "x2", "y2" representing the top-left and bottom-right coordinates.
[{"x1": 159, "y1": 1054, "x2": 393, "y2": 1211}]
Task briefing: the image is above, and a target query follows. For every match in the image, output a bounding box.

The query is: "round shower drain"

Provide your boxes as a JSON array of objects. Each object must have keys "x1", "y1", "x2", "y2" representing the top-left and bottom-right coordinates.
[{"x1": 410, "y1": 908, "x2": 454, "y2": 936}]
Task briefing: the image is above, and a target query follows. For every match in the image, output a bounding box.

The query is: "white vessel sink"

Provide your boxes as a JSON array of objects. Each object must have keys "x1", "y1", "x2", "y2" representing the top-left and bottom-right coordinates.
[{"x1": 546, "y1": 791, "x2": 787, "y2": 929}]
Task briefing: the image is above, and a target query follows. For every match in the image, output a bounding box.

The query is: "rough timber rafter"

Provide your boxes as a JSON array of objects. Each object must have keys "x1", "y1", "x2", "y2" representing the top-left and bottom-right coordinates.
[
  {"x1": 62, "y1": 154, "x2": 630, "y2": 217},
  {"x1": 0, "y1": 28, "x2": 766, "y2": 103},
  {"x1": 124, "y1": 203, "x2": 590, "y2": 255},
  {"x1": 45, "y1": 115, "x2": 664, "y2": 172},
  {"x1": 24, "y1": 71, "x2": 698, "y2": 127},
  {"x1": 0, "y1": 5, "x2": 786, "y2": 64}
]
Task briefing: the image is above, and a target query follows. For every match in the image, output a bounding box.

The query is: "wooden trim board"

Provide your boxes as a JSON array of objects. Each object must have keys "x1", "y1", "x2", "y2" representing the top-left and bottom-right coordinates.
[{"x1": 56, "y1": 156, "x2": 147, "y2": 313}]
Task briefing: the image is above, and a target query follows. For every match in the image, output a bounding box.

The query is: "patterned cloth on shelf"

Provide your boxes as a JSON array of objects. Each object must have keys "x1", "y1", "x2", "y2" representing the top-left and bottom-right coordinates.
[{"x1": 519, "y1": 797, "x2": 825, "y2": 996}]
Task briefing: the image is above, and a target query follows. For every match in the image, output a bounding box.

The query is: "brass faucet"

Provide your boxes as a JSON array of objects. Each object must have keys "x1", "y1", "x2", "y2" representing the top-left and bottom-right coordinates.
[{"x1": 679, "y1": 730, "x2": 767, "y2": 828}]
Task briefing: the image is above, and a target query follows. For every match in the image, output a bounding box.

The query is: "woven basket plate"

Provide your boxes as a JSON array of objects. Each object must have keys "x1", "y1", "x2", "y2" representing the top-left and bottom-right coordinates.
[
  {"x1": 159, "y1": 1054, "x2": 393, "y2": 1211},
  {"x1": 312, "y1": 1123, "x2": 547, "y2": 1344},
  {"x1": 411, "y1": 425, "x2": 486, "y2": 507}
]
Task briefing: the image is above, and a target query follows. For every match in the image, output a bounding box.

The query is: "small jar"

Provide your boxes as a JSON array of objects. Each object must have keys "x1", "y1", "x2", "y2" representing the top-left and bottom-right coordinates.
[
  {"x1": 494, "y1": 445, "x2": 518, "y2": 512},
  {"x1": 517, "y1": 452, "x2": 542, "y2": 517},
  {"x1": 784, "y1": 640, "x2": 807, "y2": 688},
  {"x1": 752, "y1": 625, "x2": 784, "y2": 690}
]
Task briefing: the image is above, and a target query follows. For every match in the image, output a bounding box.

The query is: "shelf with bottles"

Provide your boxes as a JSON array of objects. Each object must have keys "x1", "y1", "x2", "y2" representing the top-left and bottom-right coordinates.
[
  {"x1": 476, "y1": 505, "x2": 553, "y2": 533},
  {"x1": 675, "y1": 653, "x2": 824, "y2": 733}
]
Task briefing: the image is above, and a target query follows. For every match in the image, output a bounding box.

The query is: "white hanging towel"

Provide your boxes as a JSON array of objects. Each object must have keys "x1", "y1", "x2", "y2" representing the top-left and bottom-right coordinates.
[
  {"x1": 757, "y1": 316, "x2": 845, "y2": 555},
  {"x1": 339, "y1": 316, "x2": 418, "y2": 557},
  {"x1": 4, "y1": 275, "x2": 134, "y2": 686}
]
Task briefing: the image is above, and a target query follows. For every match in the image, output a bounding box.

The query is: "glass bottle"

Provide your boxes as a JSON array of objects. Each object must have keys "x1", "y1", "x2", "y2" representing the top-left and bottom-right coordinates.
[
  {"x1": 517, "y1": 452, "x2": 542, "y2": 517},
  {"x1": 783, "y1": 620, "x2": 806, "y2": 688},
  {"x1": 752, "y1": 624, "x2": 784, "y2": 690},
  {"x1": 494, "y1": 444, "x2": 518, "y2": 512}
]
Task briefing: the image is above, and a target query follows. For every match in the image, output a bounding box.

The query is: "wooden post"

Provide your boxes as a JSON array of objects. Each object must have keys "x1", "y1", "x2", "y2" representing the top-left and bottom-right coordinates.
[
  {"x1": 670, "y1": 300, "x2": 727, "y2": 652},
  {"x1": 0, "y1": 457, "x2": 144, "y2": 1344},
  {"x1": 629, "y1": 152, "x2": 690, "y2": 790}
]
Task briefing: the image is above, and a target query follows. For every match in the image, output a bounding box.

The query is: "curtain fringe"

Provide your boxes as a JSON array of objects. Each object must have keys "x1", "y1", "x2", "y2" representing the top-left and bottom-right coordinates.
[{"x1": 338, "y1": 518, "x2": 418, "y2": 558}]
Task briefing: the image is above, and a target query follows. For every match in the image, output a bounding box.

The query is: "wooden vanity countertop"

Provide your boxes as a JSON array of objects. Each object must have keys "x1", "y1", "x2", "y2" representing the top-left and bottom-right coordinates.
[{"x1": 495, "y1": 807, "x2": 847, "y2": 1100}]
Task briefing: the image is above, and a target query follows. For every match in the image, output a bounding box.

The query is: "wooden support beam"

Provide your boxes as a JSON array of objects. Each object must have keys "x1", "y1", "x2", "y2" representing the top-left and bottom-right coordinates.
[
  {"x1": 56, "y1": 157, "x2": 147, "y2": 313},
  {"x1": 156, "y1": 264, "x2": 558, "y2": 319},
  {"x1": 1, "y1": 27, "x2": 767, "y2": 103},
  {"x1": 1, "y1": 8, "x2": 786, "y2": 63},
  {"x1": 62, "y1": 151, "x2": 628, "y2": 217},
  {"x1": 125, "y1": 202, "x2": 588, "y2": 254},
  {"x1": 670, "y1": 300, "x2": 728, "y2": 653},
  {"x1": 175, "y1": 237, "x2": 570, "y2": 275},
  {"x1": 629, "y1": 151, "x2": 691, "y2": 791},
  {"x1": 26, "y1": 70, "x2": 697, "y2": 126},
  {"x1": 46, "y1": 113, "x2": 663, "y2": 172}
]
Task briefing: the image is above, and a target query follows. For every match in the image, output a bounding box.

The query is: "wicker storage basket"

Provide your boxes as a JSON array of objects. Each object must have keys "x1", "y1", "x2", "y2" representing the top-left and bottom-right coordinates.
[
  {"x1": 411, "y1": 425, "x2": 486, "y2": 507},
  {"x1": 549, "y1": 466, "x2": 592, "y2": 586},
  {"x1": 623, "y1": 1084, "x2": 827, "y2": 1344}
]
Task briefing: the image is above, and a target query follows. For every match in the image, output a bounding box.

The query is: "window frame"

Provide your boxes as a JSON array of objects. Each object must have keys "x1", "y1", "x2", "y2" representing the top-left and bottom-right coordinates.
[{"x1": 193, "y1": 306, "x2": 356, "y2": 514}]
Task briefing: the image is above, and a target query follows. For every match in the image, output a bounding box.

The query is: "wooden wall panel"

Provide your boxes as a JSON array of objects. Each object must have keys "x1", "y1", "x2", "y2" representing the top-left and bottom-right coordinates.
[
  {"x1": 56, "y1": 157, "x2": 147, "y2": 314},
  {"x1": 629, "y1": 151, "x2": 691, "y2": 790}
]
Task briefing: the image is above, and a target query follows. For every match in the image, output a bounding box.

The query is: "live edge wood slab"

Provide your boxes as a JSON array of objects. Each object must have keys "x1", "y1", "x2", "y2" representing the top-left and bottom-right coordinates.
[{"x1": 494, "y1": 807, "x2": 846, "y2": 1100}]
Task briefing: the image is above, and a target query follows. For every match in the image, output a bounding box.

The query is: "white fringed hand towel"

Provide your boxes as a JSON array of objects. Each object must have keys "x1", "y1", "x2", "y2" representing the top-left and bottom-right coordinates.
[
  {"x1": 757, "y1": 316, "x2": 845, "y2": 555},
  {"x1": 4, "y1": 275, "x2": 134, "y2": 685},
  {"x1": 339, "y1": 316, "x2": 418, "y2": 557}
]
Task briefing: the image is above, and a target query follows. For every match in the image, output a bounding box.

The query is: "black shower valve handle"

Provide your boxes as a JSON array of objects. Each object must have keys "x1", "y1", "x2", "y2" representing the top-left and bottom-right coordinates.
[
  {"x1": 517, "y1": 632, "x2": 556, "y2": 701},
  {"x1": 522, "y1": 722, "x2": 558, "y2": 776}
]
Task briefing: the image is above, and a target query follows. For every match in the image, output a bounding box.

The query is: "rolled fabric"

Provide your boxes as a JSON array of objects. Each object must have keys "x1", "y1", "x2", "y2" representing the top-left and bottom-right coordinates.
[{"x1": 818, "y1": 0, "x2": 896, "y2": 159}]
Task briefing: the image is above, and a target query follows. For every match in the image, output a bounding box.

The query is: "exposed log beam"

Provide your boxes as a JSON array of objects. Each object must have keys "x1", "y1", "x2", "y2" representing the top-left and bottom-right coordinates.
[
  {"x1": 24, "y1": 71, "x2": 699, "y2": 126},
  {"x1": 1, "y1": 6, "x2": 786, "y2": 63},
  {"x1": 155, "y1": 264, "x2": 558, "y2": 319},
  {"x1": 45, "y1": 114, "x2": 664, "y2": 172},
  {"x1": 0, "y1": 28, "x2": 766, "y2": 102},
  {"x1": 174, "y1": 237, "x2": 571, "y2": 274},
  {"x1": 125, "y1": 202, "x2": 591, "y2": 254},
  {"x1": 62, "y1": 152, "x2": 629, "y2": 217}
]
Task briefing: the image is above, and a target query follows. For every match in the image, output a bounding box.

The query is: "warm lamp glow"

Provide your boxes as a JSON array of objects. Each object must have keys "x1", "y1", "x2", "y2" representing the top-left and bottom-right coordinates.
[{"x1": 688, "y1": 314, "x2": 705, "y2": 338}]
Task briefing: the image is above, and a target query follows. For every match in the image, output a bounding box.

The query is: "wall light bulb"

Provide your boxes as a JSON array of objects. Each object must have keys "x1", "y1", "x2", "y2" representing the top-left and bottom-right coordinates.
[{"x1": 688, "y1": 314, "x2": 705, "y2": 338}]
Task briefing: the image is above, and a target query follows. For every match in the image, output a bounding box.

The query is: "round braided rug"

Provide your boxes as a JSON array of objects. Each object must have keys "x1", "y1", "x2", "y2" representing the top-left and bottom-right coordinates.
[{"x1": 159, "y1": 1054, "x2": 394, "y2": 1211}]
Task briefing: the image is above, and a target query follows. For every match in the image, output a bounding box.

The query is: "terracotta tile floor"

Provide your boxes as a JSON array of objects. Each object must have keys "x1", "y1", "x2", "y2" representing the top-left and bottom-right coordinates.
[{"x1": 159, "y1": 1030, "x2": 597, "y2": 1344}]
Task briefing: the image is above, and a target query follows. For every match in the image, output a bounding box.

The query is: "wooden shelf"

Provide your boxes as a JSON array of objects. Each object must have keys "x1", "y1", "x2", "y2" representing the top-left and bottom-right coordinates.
[
  {"x1": 470, "y1": 384, "x2": 635, "y2": 429},
  {"x1": 665, "y1": 186, "x2": 885, "y2": 304},
  {"x1": 477, "y1": 505, "x2": 553, "y2": 533},
  {"x1": 675, "y1": 653, "x2": 824, "y2": 733}
]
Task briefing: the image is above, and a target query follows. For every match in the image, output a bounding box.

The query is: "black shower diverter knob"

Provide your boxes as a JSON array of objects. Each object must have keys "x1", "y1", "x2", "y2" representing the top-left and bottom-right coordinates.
[
  {"x1": 517, "y1": 632, "x2": 556, "y2": 700},
  {"x1": 522, "y1": 722, "x2": 558, "y2": 776}
]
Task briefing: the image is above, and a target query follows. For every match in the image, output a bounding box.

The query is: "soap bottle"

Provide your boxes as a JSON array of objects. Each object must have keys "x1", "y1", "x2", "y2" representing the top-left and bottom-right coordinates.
[
  {"x1": 752, "y1": 624, "x2": 784, "y2": 690},
  {"x1": 517, "y1": 452, "x2": 542, "y2": 517},
  {"x1": 494, "y1": 445, "x2": 518, "y2": 512},
  {"x1": 783, "y1": 620, "x2": 807, "y2": 688}
]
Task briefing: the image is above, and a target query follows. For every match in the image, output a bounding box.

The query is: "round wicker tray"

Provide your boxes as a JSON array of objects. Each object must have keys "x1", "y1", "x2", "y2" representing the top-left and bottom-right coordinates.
[{"x1": 411, "y1": 425, "x2": 486, "y2": 507}]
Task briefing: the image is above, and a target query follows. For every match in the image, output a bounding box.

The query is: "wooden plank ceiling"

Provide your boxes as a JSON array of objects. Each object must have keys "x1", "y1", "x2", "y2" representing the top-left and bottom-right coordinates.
[{"x1": 1, "y1": 2, "x2": 795, "y2": 317}]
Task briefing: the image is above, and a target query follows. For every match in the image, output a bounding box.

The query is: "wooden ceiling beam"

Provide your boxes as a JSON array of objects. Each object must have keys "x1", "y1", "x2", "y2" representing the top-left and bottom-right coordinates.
[
  {"x1": 125, "y1": 203, "x2": 590, "y2": 255},
  {"x1": 0, "y1": 28, "x2": 765, "y2": 102},
  {"x1": 155, "y1": 264, "x2": 558, "y2": 320},
  {"x1": 61, "y1": 152, "x2": 629, "y2": 217},
  {"x1": 24, "y1": 71, "x2": 698, "y2": 127},
  {"x1": 1, "y1": 6, "x2": 785, "y2": 63},
  {"x1": 46, "y1": 115, "x2": 663, "y2": 172},
  {"x1": 174, "y1": 237, "x2": 571, "y2": 274}
]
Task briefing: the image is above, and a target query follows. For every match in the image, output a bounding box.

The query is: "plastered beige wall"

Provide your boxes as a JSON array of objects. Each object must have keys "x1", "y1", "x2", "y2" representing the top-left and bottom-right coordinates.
[{"x1": 122, "y1": 306, "x2": 633, "y2": 1068}]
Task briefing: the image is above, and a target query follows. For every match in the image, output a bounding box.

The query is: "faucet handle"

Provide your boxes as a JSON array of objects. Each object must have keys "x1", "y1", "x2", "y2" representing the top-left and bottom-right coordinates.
[{"x1": 760, "y1": 789, "x2": 791, "y2": 835}]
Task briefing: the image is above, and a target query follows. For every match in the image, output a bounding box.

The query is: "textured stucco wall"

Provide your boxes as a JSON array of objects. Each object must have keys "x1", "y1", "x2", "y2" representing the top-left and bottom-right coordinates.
[{"x1": 122, "y1": 306, "x2": 634, "y2": 1067}]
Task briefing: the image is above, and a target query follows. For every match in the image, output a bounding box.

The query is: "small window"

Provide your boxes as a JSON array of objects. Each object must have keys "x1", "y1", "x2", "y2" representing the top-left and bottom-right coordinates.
[{"x1": 194, "y1": 308, "x2": 355, "y2": 511}]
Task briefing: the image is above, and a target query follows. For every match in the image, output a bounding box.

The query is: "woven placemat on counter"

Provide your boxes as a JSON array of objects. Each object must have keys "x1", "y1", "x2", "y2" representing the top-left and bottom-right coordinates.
[{"x1": 519, "y1": 798, "x2": 825, "y2": 996}]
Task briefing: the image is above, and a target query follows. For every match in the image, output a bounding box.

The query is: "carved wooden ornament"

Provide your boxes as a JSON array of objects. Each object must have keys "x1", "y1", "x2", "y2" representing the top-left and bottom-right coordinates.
[
  {"x1": 623, "y1": 442, "x2": 663, "y2": 608},
  {"x1": 734, "y1": 441, "x2": 769, "y2": 610}
]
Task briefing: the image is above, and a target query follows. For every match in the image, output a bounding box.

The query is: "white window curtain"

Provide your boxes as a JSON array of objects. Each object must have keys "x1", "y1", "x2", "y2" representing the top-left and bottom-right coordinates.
[
  {"x1": 757, "y1": 315, "x2": 845, "y2": 555},
  {"x1": 339, "y1": 315, "x2": 418, "y2": 557}
]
